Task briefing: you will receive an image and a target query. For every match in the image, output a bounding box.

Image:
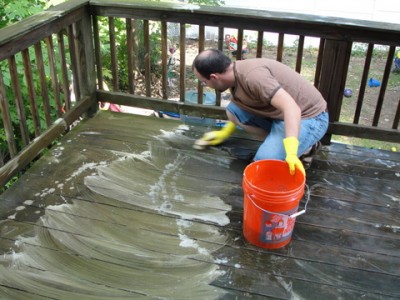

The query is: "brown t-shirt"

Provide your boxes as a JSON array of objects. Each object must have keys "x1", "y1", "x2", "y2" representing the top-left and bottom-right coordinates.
[{"x1": 231, "y1": 58, "x2": 327, "y2": 119}]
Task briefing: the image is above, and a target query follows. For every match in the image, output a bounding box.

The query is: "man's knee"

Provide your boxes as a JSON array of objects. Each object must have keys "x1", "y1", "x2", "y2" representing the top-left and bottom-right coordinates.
[{"x1": 254, "y1": 140, "x2": 285, "y2": 161}]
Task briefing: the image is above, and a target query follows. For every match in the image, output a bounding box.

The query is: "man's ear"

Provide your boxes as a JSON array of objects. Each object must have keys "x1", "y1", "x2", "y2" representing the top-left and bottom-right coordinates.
[{"x1": 209, "y1": 73, "x2": 217, "y2": 80}]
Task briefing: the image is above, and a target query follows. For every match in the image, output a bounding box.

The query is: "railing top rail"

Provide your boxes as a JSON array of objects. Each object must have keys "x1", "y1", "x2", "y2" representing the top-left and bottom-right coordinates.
[
  {"x1": 0, "y1": 0, "x2": 89, "y2": 61},
  {"x1": 89, "y1": 0, "x2": 400, "y2": 45},
  {"x1": 1, "y1": 0, "x2": 399, "y2": 59}
]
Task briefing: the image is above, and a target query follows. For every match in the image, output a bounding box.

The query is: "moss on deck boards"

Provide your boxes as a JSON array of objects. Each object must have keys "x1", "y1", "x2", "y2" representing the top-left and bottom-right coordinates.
[{"x1": 0, "y1": 111, "x2": 399, "y2": 299}]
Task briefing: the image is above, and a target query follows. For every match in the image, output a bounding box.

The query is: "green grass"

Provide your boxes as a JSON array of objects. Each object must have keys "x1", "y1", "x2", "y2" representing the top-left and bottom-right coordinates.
[
  {"x1": 334, "y1": 44, "x2": 400, "y2": 151},
  {"x1": 333, "y1": 135, "x2": 399, "y2": 152}
]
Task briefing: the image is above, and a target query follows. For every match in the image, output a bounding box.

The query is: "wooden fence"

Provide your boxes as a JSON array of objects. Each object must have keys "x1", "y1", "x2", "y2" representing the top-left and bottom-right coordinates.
[{"x1": 0, "y1": 0, "x2": 399, "y2": 188}]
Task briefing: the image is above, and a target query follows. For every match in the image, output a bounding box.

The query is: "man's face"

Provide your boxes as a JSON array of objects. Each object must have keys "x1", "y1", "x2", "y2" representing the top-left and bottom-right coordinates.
[{"x1": 193, "y1": 68, "x2": 228, "y2": 92}]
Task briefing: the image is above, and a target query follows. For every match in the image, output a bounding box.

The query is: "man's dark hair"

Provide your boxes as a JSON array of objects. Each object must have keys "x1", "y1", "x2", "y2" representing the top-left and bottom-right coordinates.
[{"x1": 193, "y1": 49, "x2": 231, "y2": 79}]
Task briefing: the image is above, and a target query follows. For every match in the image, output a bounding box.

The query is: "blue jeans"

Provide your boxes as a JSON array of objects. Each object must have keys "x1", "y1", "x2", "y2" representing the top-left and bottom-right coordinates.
[{"x1": 227, "y1": 102, "x2": 329, "y2": 161}]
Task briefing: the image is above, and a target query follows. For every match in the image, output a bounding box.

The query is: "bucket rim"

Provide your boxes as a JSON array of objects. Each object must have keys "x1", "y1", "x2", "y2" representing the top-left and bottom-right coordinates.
[
  {"x1": 243, "y1": 177, "x2": 305, "y2": 196},
  {"x1": 243, "y1": 159, "x2": 305, "y2": 195},
  {"x1": 244, "y1": 159, "x2": 305, "y2": 177}
]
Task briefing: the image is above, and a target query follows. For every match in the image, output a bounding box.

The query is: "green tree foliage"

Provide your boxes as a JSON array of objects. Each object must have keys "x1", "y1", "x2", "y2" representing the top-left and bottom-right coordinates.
[{"x1": 0, "y1": 0, "x2": 47, "y2": 28}]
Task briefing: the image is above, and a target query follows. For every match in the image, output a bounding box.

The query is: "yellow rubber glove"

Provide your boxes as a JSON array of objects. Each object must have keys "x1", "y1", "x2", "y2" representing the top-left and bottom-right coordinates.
[
  {"x1": 283, "y1": 137, "x2": 305, "y2": 176},
  {"x1": 198, "y1": 121, "x2": 236, "y2": 146}
]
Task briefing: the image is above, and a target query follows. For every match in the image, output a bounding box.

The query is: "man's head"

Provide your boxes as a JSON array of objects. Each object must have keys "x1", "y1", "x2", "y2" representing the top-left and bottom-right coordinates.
[
  {"x1": 192, "y1": 49, "x2": 233, "y2": 91},
  {"x1": 193, "y1": 49, "x2": 231, "y2": 79}
]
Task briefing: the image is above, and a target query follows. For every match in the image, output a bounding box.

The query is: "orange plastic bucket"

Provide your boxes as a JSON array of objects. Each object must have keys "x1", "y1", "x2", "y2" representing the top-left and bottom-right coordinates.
[{"x1": 242, "y1": 160, "x2": 306, "y2": 249}]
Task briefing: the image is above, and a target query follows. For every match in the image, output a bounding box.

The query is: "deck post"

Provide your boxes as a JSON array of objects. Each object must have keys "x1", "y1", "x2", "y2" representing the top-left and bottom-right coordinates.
[
  {"x1": 70, "y1": 5, "x2": 97, "y2": 117},
  {"x1": 317, "y1": 39, "x2": 352, "y2": 144}
]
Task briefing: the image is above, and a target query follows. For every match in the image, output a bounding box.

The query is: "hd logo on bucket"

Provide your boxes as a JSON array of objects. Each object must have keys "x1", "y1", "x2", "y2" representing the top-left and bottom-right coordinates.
[{"x1": 260, "y1": 209, "x2": 296, "y2": 244}]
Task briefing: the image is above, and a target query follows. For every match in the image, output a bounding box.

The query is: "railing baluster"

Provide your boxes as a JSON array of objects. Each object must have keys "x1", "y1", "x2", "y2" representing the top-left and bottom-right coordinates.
[
  {"x1": 67, "y1": 24, "x2": 80, "y2": 102},
  {"x1": 21, "y1": 49, "x2": 41, "y2": 137},
  {"x1": 354, "y1": 43, "x2": 373, "y2": 124},
  {"x1": 108, "y1": 17, "x2": 118, "y2": 92},
  {"x1": 126, "y1": 18, "x2": 134, "y2": 94},
  {"x1": 372, "y1": 45, "x2": 396, "y2": 126},
  {"x1": 34, "y1": 41, "x2": 52, "y2": 127},
  {"x1": 277, "y1": 33, "x2": 284, "y2": 62},
  {"x1": 143, "y1": 20, "x2": 151, "y2": 97},
  {"x1": 57, "y1": 31, "x2": 71, "y2": 112},
  {"x1": 8, "y1": 55, "x2": 30, "y2": 147},
  {"x1": 132, "y1": 20, "x2": 140, "y2": 95},
  {"x1": 92, "y1": 16, "x2": 103, "y2": 91},
  {"x1": 256, "y1": 31, "x2": 263, "y2": 58},
  {"x1": 198, "y1": 24, "x2": 205, "y2": 53},
  {"x1": 179, "y1": 23, "x2": 186, "y2": 103},
  {"x1": 314, "y1": 38, "x2": 325, "y2": 88},
  {"x1": 235, "y1": 29, "x2": 244, "y2": 60},
  {"x1": 45, "y1": 36, "x2": 62, "y2": 117},
  {"x1": 295, "y1": 35, "x2": 305, "y2": 73},
  {"x1": 197, "y1": 25, "x2": 205, "y2": 105},
  {"x1": 217, "y1": 27, "x2": 224, "y2": 51},
  {"x1": 0, "y1": 70, "x2": 17, "y2": 159},
  {"x1": 215, "y1": 26, "x2": 224, "y2": 106},
  {"x1": 393, "y1": 98, "x2": 400, "y2": 129},
  {"x1": 161, "y1": 21, "x2": 168, "y2": 99}
]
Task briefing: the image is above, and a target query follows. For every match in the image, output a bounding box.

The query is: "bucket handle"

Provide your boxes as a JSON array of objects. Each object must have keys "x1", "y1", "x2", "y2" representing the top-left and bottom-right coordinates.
[{"x1": 248, "y1": 184, "x2": 310, "y2": 219}]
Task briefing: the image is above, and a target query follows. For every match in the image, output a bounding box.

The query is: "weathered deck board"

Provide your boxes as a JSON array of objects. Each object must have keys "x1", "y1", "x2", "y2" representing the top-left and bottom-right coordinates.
[{"x1": 0, "y1": 111, "x2": 399, "y2": 299}]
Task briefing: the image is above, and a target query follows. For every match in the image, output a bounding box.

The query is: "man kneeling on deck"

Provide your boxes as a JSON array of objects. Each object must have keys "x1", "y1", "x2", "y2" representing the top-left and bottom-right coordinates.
[{"x1": 192, "y1": 49, "x2": 329, "y2": 175}]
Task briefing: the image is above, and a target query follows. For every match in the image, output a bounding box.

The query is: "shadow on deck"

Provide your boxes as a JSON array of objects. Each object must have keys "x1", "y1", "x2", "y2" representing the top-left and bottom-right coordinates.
[{"x1": 0, "y1": 111, "x2": 399, "y2": 299}]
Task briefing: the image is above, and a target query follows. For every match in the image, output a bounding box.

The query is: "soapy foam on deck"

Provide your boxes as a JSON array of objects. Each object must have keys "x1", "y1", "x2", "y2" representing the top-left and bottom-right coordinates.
[
  {"x1": 66, "y1": 161, "x2": 108, "y2": 182},
  {"x1": 86, "y1": 126, "x2": 233, "y2": 226},
  {"x1": 82, "y1": 125, "x2": 233, "y2": 295},
  {"x1": 0, "y1": 123, "x2": 234, "y2": 299}
]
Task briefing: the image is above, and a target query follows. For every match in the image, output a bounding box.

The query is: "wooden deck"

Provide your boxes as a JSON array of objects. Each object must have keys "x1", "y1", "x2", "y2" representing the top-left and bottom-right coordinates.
[{"x1": 0, "y1": 111, "x2": 399, "y2": 299}]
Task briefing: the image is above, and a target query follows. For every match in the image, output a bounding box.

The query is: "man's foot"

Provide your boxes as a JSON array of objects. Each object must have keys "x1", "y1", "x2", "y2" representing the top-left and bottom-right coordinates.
[{"x1": 300, "y1": 141, "x2": 322, "y2": 169}]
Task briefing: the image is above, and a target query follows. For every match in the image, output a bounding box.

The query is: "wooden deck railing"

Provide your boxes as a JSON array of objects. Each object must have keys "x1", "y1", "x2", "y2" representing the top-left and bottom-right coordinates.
[
  {"x1": 0, "y1": 0, "x2": 97, "y2": 187},
  {"x1": 0, "y1": 0, "x2": 399, "y2": 188},
  {"x1": 90, "y1": 0, "x2": 400, "y2": 143}
]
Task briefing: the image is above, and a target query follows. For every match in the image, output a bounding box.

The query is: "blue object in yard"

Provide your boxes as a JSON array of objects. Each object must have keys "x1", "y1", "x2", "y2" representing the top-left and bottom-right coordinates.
[
  {"x1": 184, "y1": 90, "x2": 216, "y2": 106},
  {"x1": 343, "y1": 88, "x2": 353, "y2": 98},
  {"x1": 368, "y1": 78, "x2": 381, "y2": 87},
  {"x1": 181, "y1": 90, "x2": 217, "y2": 125},
  {"x1": 159, "y1": 90, "x2": 217, "y2": 126}
]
